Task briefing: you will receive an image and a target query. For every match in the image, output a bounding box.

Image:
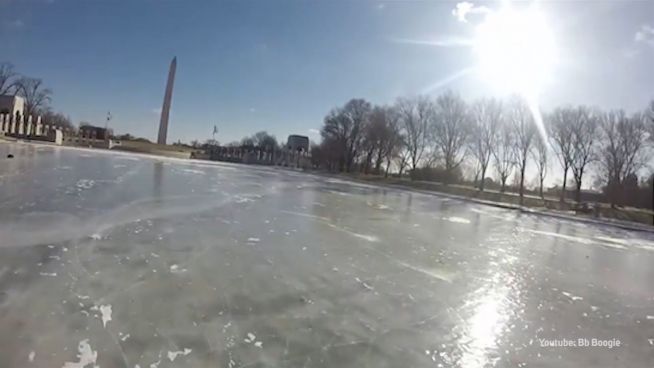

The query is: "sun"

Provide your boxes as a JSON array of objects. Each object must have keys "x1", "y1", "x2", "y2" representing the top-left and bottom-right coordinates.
[{"x1": 473, "y1": 5, "x2": 557, "y2": 97}]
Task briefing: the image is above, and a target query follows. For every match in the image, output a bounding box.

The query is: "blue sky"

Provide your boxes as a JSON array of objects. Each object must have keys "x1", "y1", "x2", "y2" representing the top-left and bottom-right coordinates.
[{"x1": 1, "y1": 0, "x2": 653, "y2": 145}]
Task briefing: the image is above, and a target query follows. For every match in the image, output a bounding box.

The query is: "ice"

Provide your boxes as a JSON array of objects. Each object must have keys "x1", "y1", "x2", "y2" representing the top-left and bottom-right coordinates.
[
  {"x1": 2, "y1": 142, "x2": 654, "y2": 368},
  {"x1": 75, "y1": 179, "x2": 95, "y2": 190},
  {"x1": 61, "y1": 339, "x2": 98, "y2": 368},
  {"x1": 561, "y1": 291, "x2": 583, "y2": 302},
  {"x1": 167, "y1": 348, "x2": 192, "y2": 362},
  {"x1": 443, "y1": 216, "x2": 471, "y2": 224},
  {"x1": 90, "y1": 305, "x2": 112, "y2": 328}
]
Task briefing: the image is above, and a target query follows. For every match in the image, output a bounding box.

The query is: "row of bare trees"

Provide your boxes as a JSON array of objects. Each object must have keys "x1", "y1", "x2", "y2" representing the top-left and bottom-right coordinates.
[
  {"x1": 313, "y1": 92, "x2": 654, "y2": 207},
  {"x1": 0, "y1": 62, "x2": 74, "y2": 130},
  {"x1": 0, "y1": 62, "x2": 53, "y2": 116}
]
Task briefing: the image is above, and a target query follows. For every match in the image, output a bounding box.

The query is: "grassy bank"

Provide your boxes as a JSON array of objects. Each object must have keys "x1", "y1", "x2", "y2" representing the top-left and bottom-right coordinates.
[
  {"x1": 336, "y1": 173, "x2": 654, "y2": 227},
  {"x1": 112, "y1": 140, "x2": 196, "y2": 159}
]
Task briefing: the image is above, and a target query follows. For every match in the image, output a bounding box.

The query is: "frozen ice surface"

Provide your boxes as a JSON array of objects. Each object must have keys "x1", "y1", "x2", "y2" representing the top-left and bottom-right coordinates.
[{"x1": 1, "y1": 142, "x2": 654, "y2": 367}]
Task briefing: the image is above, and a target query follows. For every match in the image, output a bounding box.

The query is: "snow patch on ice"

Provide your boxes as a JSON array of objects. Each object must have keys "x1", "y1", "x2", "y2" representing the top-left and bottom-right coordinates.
[
  {"x1": 75, "y1": 179, "x2": 95, "y2": 190},
  {"x1": 350, "y1": 232, "x2": 378, "y2": 242},
  {"x1": 167, "y1": 348, "x2": 191, "y2": 362},
  {"x1": 170, "y1": 264, "x2": 187, "y2": 273},
  {"x1": 443, "y1": 216, "x2": 470, "y2": 224},
  {"x1": 355, "y1": 277, "x2": 374, "y2": 291},
  {"x1": 62, "y1": 339, "x2": 98, "y2": 368},
  {"x1": 527, "y1": 230, "x2": 593, "y2": 245},
  {"x1": 28, "y1": 351, "x2": 35, "y2": 362},
  {"x1": 247, "y1": 237, "x2": 260, "y2": 243},
  {"x1": 40, "y1": 272, "x2": 57, "y2": 277},
  {"x1": 90, "y1": 305, "x2": 112, "y2": 328},
  {"x1": 561, "y1": 291, "x2": 583, "y2": 302},
  {"x1": 396, "y1": 260, "x2": 455, "y2": 283}
]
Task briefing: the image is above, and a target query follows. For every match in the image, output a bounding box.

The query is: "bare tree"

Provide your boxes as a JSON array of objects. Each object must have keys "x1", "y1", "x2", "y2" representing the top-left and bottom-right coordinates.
[
  {"x1": 431, "y1": 91, "x2": 470, "y2": 183},
  {"x1": 384, "y1": 131, "x2": 404, "y2": 177},
  {"x1": 468, "y1": 98, "x2": 502, "y2": 191},
  {"x1": 508, "y1": 96, "x2": 537, "y2": 204},
  {"x1": 597, "y1": 110, "x2": 650, "y2": 207},
  {"x1": 320, "y1": 99, "x2": 371, "y2": 172},
  {"x1": 547, "y1": 107, "x2": 575, "y2": 202},
  {"x1": 569, "y1": 106, "x2": 598, "y2": 203},
  {"x1": 240, "y1": 136, "x2": 255, "y2": 147},
  {"x1": 647, "y1": 100, "x2": 654, "y2": 140},
  {"x1": 0, "y1": 62, "x2": 18, "y2": 95},
  {"x1": 41, "y1": 110, "x2": 74, "y2": 130},
  {"x1": 647, "y1": 101, "x2": 654, "y2": 221},
  {"x1": 321, "y1": 108, "x2": 348, "y2": 170},
  {"x1": 342, "y1": 99, "x2": 372, "y2": 172},
  {"x1": 531, "y1": 134, "x2": 548, "y2": 199},
  {"x1": 395, "y1": 96, "x2": 434, "y2": 176},
  {"x1": 373, "y1": 106, "x2": 401, "y2": 174},
  {"x1": 394, "y1": 145, "x2": 410, "y2": 177},
  {"x1": 251, "y1": 131, "x2": 278, "y2": 149},
  {"x1": 493, "y1": 117, "x2": 515, "y2": 193},
  {"x1": 16, "y1": 77, "x2": 52, "y2": 116},
  {"x1": 361, "y1": 106, "x2": 387, "y2": 174}
]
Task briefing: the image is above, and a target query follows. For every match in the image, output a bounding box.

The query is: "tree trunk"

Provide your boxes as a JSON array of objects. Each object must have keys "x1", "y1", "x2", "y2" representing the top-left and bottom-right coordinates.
[
  {"x1": 374, "y1": 150, "x2": 384, "y2": 174},
  {"x1": 479, "y1": 165, "x2": 487, "y2": 191},
  {"x1": 363, "y1": 148, "x2": 374, "y2": 174},
  {"x1": 539, "y1": 177, "x2": 544, "y2": 199},
  {"x1": 500, "y1": 177, "x2": 507, "y2": 193},
  {"x1": 385, "y1": 158, "x2": 391, "y2": 178},
  {"x1": 519, "y1": 158, "x2": 527, "y2": 204},
  {"x1": 575, "y1": 167, "x2": 584, "y2": 203},
  {"x1": 560, "y1": 165, "x2": 568, "y2": 202}
]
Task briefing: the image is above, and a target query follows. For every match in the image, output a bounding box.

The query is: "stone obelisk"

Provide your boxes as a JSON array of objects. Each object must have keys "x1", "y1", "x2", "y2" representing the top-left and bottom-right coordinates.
[{"x1": 157, "y1": 56, "x2": 176, "y2": 145}]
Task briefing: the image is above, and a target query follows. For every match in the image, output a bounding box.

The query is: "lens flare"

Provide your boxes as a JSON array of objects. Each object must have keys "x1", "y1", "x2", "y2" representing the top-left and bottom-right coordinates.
[
  {"x1": 473, "y1": 6, "x2": 557, "y2": 97},
  {"x1": 473, "y1": 4, "x2": 557, "y2": 140}
]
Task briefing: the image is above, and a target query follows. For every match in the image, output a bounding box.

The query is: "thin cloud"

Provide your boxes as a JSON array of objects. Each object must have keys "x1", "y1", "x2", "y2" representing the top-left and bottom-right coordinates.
[
  {"x1": 4, "y1": 19, "x2": 24, "y2": 28},
  {"x1": 421, "y1": 67, "x2": 475, "y2": 94},
  {"x1": 151, "y1": 107, "x2": 161, "y2": 115},
  {"x1": 635, "y1": 24, "x2": 654, "y2": 46},
  {"x1": 452, "y1": 2, "x2": 489, "y2": 23},
  {"x1": 390, "y1": 36, "x2": 473, "y2": 47},
  {"x1": 308, "y1": 128, "x2": 320, "y2": 136}
]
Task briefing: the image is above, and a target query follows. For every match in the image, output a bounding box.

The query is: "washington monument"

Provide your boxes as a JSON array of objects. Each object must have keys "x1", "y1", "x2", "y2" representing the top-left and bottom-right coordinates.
[{"x1": 157, "y1": 56, "x2": 177, "y2": 145}]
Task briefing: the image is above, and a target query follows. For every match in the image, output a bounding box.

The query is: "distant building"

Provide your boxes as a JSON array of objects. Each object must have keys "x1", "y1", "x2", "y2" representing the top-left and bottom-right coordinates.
[
  {"x1": 0, "y1": 95, "x2": 25, "y2": 116},
  {"x1": 286, "y1": 134, "x2": 309, "y2": 153},
  {"x1": 79, "y1": 125, "x2": 112, "y2": 140}
]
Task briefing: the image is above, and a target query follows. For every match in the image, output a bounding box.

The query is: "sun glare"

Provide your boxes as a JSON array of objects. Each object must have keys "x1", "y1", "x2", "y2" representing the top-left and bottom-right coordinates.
[{"x1": 473, "y1": 6, "x2": 557, "y2": 98}]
